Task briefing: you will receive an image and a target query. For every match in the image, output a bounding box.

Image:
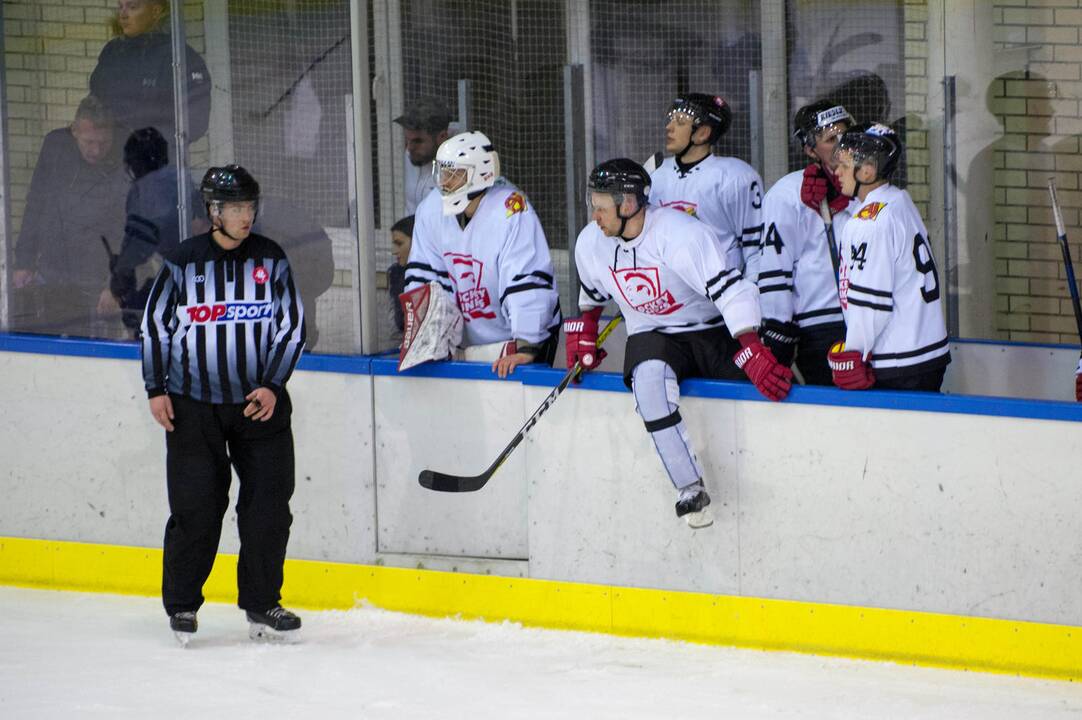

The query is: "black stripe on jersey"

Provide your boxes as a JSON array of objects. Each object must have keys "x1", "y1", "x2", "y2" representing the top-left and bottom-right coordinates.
[
  {"x1": 500, "y1": 282, "x2": 553, "y2": 305},
  {"x1": 580, "y1": 282, "x2": 609, "y2": 303},
  {"x1": 674, "y1": 314, "x2": 724, "y2": 328},
  {"x1": 404, "y1": 273, "x2": 453, "y2": 292},
  {"x1": 847, "y1": 297, "x2": 893, "y2": 312},
  {"x1": 705, "y1": 269, "x2": 732, "y2": 289},
  {"x1": 512, "y1": 270, "x2": 554, "y2": 284},
  {"x1": 253, "y1": 322, "x2": 265, "y2": 385},
  {"x1": 264, "y1": 266, "x2": 305, "y2": 388},
  {"x1": 741, "y1": 224, "x2": 764, "y2": 245},
  {"x1": 794, "y1": 308, "x2": 843, "y2": 321},
  {"x1": 405, "y1": 261, "x2": 450, "y2": 279},
  {"x1": 848, "y1": 283, "x2": 892, "y2": 298},
  {"x1": 757, "y1": 269, "x2": 793, "y2": 280},
  {"x1": 195, "y1": 324, "x2": 211, "y2": 399},
  {"x1": 213, "y1": 260, "x2": 233, "y2": 403},
  {"x1": 758, "y1": 283, "x2": 793, "y2": 294},
  {"x1": 709, "y1": 276, "x2": 741, "y2": 301},
  {"x1": 870, "y1": 336, "x2": 949, "y2": 361}
]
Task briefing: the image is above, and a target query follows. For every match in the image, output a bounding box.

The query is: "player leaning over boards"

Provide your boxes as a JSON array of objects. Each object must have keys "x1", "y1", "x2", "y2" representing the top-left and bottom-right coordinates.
[
  {"x1": 829, "y1": 124, "x2": 951, "y2": 391},
  {"x1": 648, "y1": 93, "x2": 765, "y2": 281},
  {"x1": 141, "y1": 165, "x2": 306, "y2": 645},
  {"x1": 403, "y1": 131, "x2": 561, "y2": 378},
  {"x1": 565, "y1": 159, "x2": 792, "y2": 529},
  {"x1": 757, "y1": 100, "x2": 855, "y2": 385}
]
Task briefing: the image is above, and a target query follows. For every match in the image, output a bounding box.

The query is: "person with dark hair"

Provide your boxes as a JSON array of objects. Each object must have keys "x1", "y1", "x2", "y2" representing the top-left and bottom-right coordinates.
[
  {"x1": 566, "y1": 159, "x2": 791, "y2": 529},
  {"x1": 90, "y1": 0, "x2": 211, "y2": 147},
  {"x1": 648, "y1": 93, "x2": 765, "y2": 280},
  {"x1": 830, "y1": 124, "x2": 950, "y2": 391},
  {"x1": 757, "y1": 100, "x2": 854, "y2": 385},
  {"x1": 141, "y1": 164, "x2": 306, "y2": 644},
  {"x1": 12, "y1": 95, "x2": 129, "y2": 337},
  {"x1": 394, "y1": 98, "x2": 454, "y2": 213},
  {"x1": 388, "y1": 215, "x2": 415, "y2": 333}
]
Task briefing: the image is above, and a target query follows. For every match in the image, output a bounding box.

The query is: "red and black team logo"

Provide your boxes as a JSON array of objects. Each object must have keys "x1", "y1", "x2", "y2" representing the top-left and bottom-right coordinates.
[
  {"x1": 611, "y1": 267, "x2": 683, "y2": 315},
  {"x1": 659, "y1": 199, "x2": 699, "y2": 217},
  {"x1": 445, "y1": 252, "x2": 496, "y2": 320},
  {"x1": 252, "y1": 265, "x2": 269, "y2": 284}
]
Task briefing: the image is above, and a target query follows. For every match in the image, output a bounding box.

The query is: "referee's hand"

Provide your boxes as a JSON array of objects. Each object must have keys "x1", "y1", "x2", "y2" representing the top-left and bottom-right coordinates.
[
  {"x1": 244, "y1": 387, "x2": 277, "y2": 422},
  {"x1": 149, "y1": 395, "x2": 175, "y2": 432}
]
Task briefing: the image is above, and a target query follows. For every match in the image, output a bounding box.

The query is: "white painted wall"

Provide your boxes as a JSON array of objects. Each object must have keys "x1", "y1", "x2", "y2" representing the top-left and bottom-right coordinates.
[{"x1": 2, "y1": 344, "x2": 1081, "y2": 628}]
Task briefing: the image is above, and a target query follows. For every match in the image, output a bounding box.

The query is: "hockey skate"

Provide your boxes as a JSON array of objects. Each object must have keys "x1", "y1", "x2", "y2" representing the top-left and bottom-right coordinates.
[
  {"x1": 675, "y1": 484, "x2": 713, "y2": 529},
  {"x1": 247, "y1": 605, "x2": 302, "y2": 642},
  {"x1": 169, "y1": 611, "x2": 197, "y2": 646}
]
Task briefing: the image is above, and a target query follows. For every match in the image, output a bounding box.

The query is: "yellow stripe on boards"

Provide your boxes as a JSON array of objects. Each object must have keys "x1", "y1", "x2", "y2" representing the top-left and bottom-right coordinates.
[{"x1": 1, "y1": 536, "x2": 1079, "y2": 681}]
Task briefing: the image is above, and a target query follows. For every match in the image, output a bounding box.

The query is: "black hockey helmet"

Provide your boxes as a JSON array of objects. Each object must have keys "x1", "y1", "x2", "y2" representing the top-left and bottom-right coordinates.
[
  {"x1": 588, "y1": 158, "x2": 651, "y2": 205},
  {"x1": 668, "y1": 93, "x2": 732, "y2": 144},
  {"x1": 836, "y1": 122, "x2": 902, "y2": 180},
  {"x1": 123, "y1": 127, "x2": 168, "y2": 180},
  {"x1": 793, "y1": 100, "x2": 852, "y2": 147},
  {"x1": 200, "y1": 164, "x2": 260, "y2": 204}
]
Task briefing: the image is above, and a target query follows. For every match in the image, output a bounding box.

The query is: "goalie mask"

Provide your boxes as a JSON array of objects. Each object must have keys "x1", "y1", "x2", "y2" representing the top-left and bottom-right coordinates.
[
  {"x1": 432, "y1": 131, "x2": 500, "y2": 216},
  {"x1": 834, "y1": 122, "x2": 902, "y2": 183}
]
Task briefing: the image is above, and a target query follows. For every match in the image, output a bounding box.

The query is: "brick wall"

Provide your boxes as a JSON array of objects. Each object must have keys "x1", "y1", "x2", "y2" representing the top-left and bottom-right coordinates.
[{"x1": 2, "y1": 0, "x2": 207, "y2": 236}]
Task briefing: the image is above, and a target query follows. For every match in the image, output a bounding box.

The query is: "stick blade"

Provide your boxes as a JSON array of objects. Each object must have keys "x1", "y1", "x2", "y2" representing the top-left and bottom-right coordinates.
[{"x1": 418, "y1": 469, "x2": 488, "y2": 493}]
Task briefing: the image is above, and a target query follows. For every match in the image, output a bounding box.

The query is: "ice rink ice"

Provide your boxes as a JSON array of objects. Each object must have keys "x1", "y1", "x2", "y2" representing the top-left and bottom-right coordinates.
[{"x1": 2, "y1": 586, "x2": 1081, "y2": 719}]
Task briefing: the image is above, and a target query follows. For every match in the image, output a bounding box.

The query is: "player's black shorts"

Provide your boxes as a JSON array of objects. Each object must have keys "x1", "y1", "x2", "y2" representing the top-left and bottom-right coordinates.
[{"x1": 622, "y1": 325, "x2": 745, "y2": 388}]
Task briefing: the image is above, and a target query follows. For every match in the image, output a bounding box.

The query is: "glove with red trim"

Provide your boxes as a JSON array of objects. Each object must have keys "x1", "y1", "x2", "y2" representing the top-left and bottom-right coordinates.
[
  {"x1": 828, "y1": 341, "x2": 876, "y2": 390},
  {"x1": 733, "y1": 332, "x2": 793, "y2": 401},
  {"x1": 800, "y1": 163, "x2": 848, "y2": 215},
  {"x1": 563, "y1": 307, "x2": 606, "y2": 380},
  {"x1": 1075, "y1": 357, "x2": 1082, "y2": 402}
]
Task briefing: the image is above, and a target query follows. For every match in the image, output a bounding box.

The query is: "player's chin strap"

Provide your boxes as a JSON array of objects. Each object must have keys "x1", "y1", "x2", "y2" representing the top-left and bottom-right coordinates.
[
  {"x1": 208, "y1": 203, "x2": 259, "y2": 243},
  {"x1": 616, "y1": 195, "x2": 645, "y2": 241}
]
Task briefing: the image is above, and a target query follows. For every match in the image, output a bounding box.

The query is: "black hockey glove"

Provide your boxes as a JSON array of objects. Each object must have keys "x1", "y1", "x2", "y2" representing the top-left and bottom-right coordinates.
[{"x1": 759, "y1": 319, "x2": 797, "y2": 368}]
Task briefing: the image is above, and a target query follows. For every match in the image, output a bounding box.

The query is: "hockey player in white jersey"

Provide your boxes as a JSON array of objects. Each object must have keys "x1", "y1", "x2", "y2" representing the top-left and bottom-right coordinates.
[
  {"x1": 829, "y1": 124, "x2": 951, "y2": 391},
  {"x1": 403, "y1": 131, "x2": 561, "y2": 377},
  {"x1": 566, "y1": 159, "x2": 792, "y2": 528},
  {"x1": 649, "y1": 93, "x2": 765, "y2": 280},
  {"x1": 758, "y1": 100, "x2": 854, "y2": 385}
]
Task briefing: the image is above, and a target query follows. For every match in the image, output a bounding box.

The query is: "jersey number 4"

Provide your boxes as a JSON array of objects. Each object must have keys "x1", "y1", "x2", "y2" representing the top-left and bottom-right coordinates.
[{"x1": 912, "y1": 233, "x2": 940, "y2": 303}]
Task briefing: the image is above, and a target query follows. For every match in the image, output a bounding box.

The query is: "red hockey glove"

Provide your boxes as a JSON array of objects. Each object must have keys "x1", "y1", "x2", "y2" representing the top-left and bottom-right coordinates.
[
  {"x1": 564, "y1": 307, "x2": 607, "y2": 380},
  {"x1": 828, "y1": 342, "x2": 876, "y2": 390},
  {"x1": 734, "y1": 332, "x2": 793, "y2": 401},
  {"x1": 1075, "y1": 357, "x2": 1082, "y2": 402},
  {"x1": 800, "y1": 163, "x2": 848, "y2": 215}
]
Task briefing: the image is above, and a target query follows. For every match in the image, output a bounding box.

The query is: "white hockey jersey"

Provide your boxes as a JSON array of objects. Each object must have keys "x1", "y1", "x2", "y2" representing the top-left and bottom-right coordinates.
[
  {"x1": 405, "y1": 184, "x2": 561, "y2": 347},
  {"x1": 837, "y1": 184, "x2": 950, "y2": 377},
  {"x1": 575, "y1": 205, "x2": 760, "y2": 337},
  {"x1": 758, "y1": 169, "x2": 852, "y2": 330},
  {"x1": 649, "y1": 154, "x2": 765, "y2": 281}
]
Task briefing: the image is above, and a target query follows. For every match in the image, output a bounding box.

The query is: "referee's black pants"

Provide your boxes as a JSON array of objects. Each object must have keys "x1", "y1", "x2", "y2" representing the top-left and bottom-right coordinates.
[{"x1": 162, "y1": 392, "x2": 295, "y2": 616}]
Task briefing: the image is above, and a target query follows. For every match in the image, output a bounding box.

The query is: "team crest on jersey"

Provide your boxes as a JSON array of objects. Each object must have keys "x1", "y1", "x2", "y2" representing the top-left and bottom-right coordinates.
[
  {"x1": 659, "y1": 200, "x2": 698, "y2": 217},
  {"x1": 504, "y1": 192, "x2": 527, "y2": 217},
  {"x1": 610, "y1": 267, "x2": 683, "y2": 315},
  {"x1": 855, "y1": 202, "x2": 886, "y2": 221},
  {"x1": 445, "y1": 252, "x2": 497, "y2": 320},
  {"x1": 252, "y1": 265, "x2": 269, "y2": 284}
]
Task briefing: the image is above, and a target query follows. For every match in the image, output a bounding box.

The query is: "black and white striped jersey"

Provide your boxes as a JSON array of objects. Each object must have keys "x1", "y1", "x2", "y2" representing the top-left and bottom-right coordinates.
[
  {"x1": 758, "y1": 169, "x2": 852, "y2": 330},
  {"x1": 404, "y1": 183, "x2": 560, "y2": 346},
  {"x1": 837, "y1": 184, "x2": 950, "y2": 378},
  {"x1": 575, "y1": 205, "x2": 761, "y2": 337},
  {"x1": 648, "y1": 154, "x2": 765, "y2": 281},
  {"x1": 141, "y1": 232, "x2": 306, "y2": 403}
]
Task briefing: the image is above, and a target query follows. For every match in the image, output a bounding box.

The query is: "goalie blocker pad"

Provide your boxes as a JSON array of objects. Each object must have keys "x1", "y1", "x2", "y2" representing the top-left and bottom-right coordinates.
[{"x1": 398, "y1": 282, "x2": 464, "y2": 371}]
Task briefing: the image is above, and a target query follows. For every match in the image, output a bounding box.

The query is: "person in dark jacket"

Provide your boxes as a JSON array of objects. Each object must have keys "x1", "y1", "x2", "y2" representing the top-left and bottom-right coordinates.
[
  {"x1": 12, "y1": 95, "x2": 129, "y2": 337},
  {"x1": 387, "y1": 215, "x2": 414, "y2": 334},
  {"x1": 141, "y1": 165, "x2": 306, "y2": 644},
  {"x1": 90, "y1": 0, "x2": 211, "y2": 147}
]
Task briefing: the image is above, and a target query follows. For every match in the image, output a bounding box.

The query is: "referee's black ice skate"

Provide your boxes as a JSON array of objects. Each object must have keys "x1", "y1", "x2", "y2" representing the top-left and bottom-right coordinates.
[
  {"x1": 247, "y1": 605, "x2": 302, "y2": 642},
  {"x1": 169, "y1": 611, "x2": 197, "y2": 646},
  {"x1": 675, "y1": 483, "x2": 713, "y2": 529}
]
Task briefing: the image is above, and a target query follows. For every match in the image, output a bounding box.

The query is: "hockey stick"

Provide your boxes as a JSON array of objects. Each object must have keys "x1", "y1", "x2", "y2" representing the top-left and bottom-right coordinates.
[
  {"x1": 818, "y1": 198, "x2": 841, "y2": 288},
  {"x1": 419, "y1": 315, "x2": 623, "y2": 493},
  {"x1": 1048, "y1": 179, "x2": 1082, "y2": 346}
]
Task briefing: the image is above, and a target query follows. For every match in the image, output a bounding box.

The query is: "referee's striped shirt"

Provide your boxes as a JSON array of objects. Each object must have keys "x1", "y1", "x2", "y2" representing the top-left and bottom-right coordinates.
[{"x1": 141, "y1": 231, "x2": 306, "y2": 404}]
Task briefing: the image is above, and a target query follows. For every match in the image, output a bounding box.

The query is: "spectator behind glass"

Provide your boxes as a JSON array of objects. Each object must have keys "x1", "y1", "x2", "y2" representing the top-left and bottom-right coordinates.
[
  {"x1": 105, "y1": 126, "x2": 204, "y2": 336},
  {"x1": 393, "y1": 98, "x2": 454, "y2": 214},
  {"x1": 90, "y1": 0, "x2": 211, "y2": 148},
  {"x1": 12, "y1": 95, "x2": 130, "y2": 338},
  {"x1": 387, "y1": 215, "x2": 414, "y2": 333}
]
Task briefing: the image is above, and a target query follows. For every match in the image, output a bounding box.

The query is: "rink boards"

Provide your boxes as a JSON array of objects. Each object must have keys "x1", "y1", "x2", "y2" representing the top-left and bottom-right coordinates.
[{"x1": 2, "y1": 333, "x2": 1082, "y2": 680}]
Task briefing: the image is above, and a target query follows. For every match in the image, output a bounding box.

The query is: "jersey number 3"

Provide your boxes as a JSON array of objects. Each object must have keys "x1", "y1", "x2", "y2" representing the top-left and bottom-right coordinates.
[{"x1": 912, "y1": 233, "x2": 940, "y2": 303}]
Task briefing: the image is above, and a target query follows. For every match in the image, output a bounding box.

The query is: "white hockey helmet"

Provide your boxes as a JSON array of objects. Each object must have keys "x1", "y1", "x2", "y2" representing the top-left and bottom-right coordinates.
[{"x1": 432, "y1": 130, "x2": 500, "y2": 215}]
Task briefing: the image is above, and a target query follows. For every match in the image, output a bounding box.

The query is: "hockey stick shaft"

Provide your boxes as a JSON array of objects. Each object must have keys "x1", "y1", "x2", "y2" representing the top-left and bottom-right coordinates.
[
  {"x1": 818, "y1": 198, "x2": 841, "y2": 289},
  {"x1": 419, "y1": 315, "x2": 624, "y2": 492},
  {"x1": 1048, "y1": 179, "x2": 1082, "y2": 344}
]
